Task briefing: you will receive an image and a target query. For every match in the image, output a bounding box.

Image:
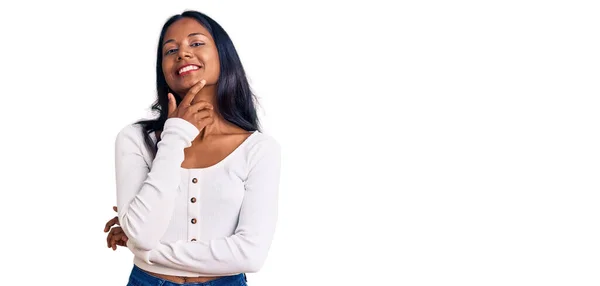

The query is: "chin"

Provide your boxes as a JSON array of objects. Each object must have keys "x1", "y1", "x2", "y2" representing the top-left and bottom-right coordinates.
[{"x1": 172, "y1": 77, "x2": 199, "y2": 90}]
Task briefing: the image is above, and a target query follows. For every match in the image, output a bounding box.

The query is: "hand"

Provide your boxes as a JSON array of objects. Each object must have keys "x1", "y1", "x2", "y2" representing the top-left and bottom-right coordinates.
[
  {"x1": 104, "y1": 206, "x2": 128, "y2": 250},
  {"x1": 167, "y1": 79, "x2": 215, "y2": 132}
]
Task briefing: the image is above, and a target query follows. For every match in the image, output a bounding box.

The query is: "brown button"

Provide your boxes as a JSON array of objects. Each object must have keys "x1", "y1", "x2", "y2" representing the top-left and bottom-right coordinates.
[
  {"x1": 192, "y1": 178, "x2": 198, "y2": 184},
  {"x1": 191, "y1": 218, "x2": 197, "y2": 224},
  {"x1": 190, "y1": 197, "x2": 197, "y2": 203},
  {"x1": 191, "y1": 238, "x2": 197, "y2": 242}
]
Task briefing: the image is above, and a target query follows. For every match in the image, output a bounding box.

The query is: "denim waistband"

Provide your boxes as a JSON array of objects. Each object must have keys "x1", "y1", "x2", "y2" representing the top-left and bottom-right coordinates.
[{"x1": 128, "y1": 264, "x2": 247, "y2": 286}]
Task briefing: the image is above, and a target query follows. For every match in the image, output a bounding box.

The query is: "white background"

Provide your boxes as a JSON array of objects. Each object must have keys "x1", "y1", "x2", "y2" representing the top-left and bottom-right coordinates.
[{"x1": 0, "y1": 1, "x2": 598, "y2": 285}]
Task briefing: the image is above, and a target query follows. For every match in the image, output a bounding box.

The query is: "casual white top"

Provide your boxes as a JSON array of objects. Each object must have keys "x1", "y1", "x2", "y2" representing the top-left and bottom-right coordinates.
[{"x1": 114, "y1": 117, "x2": 281, "y2": 277}]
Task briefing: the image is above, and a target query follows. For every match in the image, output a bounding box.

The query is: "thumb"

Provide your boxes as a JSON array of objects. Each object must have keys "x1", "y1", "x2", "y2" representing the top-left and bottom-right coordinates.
[
  {"x1": 168, "y1": 93, "x2": 177, "y2": 116},
  {"x1": 113, "y1": 206, "x2": 117, "y2": 212}
]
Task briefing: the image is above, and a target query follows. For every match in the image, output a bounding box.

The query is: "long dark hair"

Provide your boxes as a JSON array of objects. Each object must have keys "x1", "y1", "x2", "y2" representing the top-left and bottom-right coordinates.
[{"x1": 136, "y1": 10, "x2": 260, "y2": 157}]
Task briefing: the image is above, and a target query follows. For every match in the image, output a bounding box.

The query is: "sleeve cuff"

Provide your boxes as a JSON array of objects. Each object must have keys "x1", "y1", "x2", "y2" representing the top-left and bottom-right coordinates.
[{"x1": 162, "y1": 118, "x2": 199, "y2": 144}]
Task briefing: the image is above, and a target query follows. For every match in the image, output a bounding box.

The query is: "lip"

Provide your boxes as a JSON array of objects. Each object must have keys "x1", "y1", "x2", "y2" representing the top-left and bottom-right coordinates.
[{"x1": 177, "y1": 64, "x2": 203, "y2": 76}]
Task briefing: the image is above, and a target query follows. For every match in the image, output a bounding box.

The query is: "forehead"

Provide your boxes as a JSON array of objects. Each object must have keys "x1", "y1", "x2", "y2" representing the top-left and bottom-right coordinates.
[{"x1": 164, "y1": 18, "x2": 212, "y2": 41}]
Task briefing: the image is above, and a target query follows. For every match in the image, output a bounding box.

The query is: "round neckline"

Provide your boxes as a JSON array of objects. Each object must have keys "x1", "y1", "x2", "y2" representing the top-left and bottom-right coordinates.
[{"x1": 152, "y1": 130, "x2": 259, "y2": 171}]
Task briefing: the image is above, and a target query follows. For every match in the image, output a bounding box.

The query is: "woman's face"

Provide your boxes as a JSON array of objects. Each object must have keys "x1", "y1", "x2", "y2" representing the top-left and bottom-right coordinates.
[{"x1": 162, "y1": 18, "x2": 220, "y2": 96}]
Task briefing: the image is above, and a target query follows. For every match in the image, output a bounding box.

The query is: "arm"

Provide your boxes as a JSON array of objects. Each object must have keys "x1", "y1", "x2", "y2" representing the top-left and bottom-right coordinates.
[
  {"x1": 131, "y1": 138, "x2": 282, "y2": 275},
  {"x1": 115, "y1": 118, "x2": 199, "y2": 251}
]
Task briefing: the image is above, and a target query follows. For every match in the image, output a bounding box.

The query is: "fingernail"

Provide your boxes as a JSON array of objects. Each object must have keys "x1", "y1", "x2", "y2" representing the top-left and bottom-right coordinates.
[{"x1": 201, "y1": 79, "x2": 206, "y2": 84}]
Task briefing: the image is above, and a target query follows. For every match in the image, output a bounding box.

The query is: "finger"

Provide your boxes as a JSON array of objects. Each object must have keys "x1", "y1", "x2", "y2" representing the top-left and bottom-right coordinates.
[
  {"x1": 105, "y1": 216, "x2": 118, "y2": 228},
  {"x1": 189, "y1": 101, "x2": 214, "y2": 113},
  {"x1": 110, "y1": 236, "x2": 118, "y2": 248},
  {"x1": 112, "y1": 233, "x2": 127, "y2": 248},
  {"x1": 193, "y1": 110, "x2": 212, "y2": 121},
  {"x1": 110, "y1": 234, "x2": 122, "y2": 249},
  {"x1": 106, "y1": 227, "x2": 122, "y2": 248},
  {"x1": 107, "y1": 230, "x2": 113, "y2": 248},
  {"x1": 168, "y1": 93, "x2": 177, "y2": 115},
  {"x1": 181, "y1": 79, "x2": 206, "y2": 106},
  {"x1": 116, "y1": 239, "x2": 127, "y2": 246},
  {"x1": 113, "y1": 206, "x2": 117, "y2": 212},
  {"x1": 104, "y1": 216, "x2": 119, "y2": 232},
  {"x1": 197, "y1": 116, "x2": 216, "y2": 128}
]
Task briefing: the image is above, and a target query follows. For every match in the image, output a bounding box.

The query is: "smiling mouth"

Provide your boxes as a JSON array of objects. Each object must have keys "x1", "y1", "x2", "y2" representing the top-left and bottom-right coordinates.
[{"x1": 178, "y1": 65, "x2": 202, "y2": 76}]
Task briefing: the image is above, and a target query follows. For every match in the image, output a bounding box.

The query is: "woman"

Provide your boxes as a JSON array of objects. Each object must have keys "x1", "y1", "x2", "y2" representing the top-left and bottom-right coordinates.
[{"x1": 103, "y1": 10, "x2": 281, "y2": 286}]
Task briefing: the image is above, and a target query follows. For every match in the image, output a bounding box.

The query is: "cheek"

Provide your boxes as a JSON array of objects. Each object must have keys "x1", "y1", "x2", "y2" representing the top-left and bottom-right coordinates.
[
  {"x1": 162, "y1": 62, "x2": 175, "y2": 83},
  {"x1": 207, "y1": 63, "x2": 220, "y2": 80},
  {"x1": 206, "y1": 54, "x2": 221, "y2": 81}
]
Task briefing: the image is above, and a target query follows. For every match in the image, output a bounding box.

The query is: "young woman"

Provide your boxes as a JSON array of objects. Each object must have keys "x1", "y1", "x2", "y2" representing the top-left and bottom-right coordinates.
[{"x1": 103, "y1": 10, "x2": 281, "y2": 286}]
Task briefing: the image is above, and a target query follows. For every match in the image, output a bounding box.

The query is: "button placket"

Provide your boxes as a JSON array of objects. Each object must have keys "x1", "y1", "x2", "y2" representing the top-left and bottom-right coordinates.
[{"x1": 188, "y1": 171, "x2": 201, "y2": 242}]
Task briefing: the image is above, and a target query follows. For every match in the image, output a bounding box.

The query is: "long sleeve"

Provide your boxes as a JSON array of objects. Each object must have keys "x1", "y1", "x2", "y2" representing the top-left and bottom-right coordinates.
[
  {"x1": 115, "y1": 118, "x2": 199, "y2": 251},
  {"x1": 131, "y1": 138, "x2": 281, "y2": 275}
]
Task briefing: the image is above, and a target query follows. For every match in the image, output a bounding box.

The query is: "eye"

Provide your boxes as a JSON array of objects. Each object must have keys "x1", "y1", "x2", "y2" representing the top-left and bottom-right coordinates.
[
  {"x1": 191, "y1": 42, "x2": 205, "y2": 47},
  {"x1": 165, "y1": 48, "x2": 178, "y2": 55}
]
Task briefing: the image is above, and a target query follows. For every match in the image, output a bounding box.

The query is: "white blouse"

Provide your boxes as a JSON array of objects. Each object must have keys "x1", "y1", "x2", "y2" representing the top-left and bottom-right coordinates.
[{"x1": 114, "y1": 117, "x2": 281, "y2": 276}]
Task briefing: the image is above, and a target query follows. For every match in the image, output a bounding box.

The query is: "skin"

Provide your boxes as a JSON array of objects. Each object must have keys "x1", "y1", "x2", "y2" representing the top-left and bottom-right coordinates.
[{"x1": 104, "y1": 17, "x2": 253, "y2": 268}]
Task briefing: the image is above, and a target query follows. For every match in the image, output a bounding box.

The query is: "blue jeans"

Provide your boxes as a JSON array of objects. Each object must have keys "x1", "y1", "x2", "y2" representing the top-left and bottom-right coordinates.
[{"x1": 127, "y1": 265, "x2": 248, "y2": 286}]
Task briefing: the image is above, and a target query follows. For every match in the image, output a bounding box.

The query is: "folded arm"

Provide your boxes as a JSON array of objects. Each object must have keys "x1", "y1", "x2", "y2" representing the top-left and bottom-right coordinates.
[
  {"x1": 115, "y1": 118, "x2": 199, "y2": 251},
  {"x1": 131, "y1": 138, "x2": 282, "y2": 275}
]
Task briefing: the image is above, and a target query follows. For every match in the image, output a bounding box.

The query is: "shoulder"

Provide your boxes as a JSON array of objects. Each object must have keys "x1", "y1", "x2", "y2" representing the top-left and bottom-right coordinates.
[
  {"x1": 115, "y1": 121, "x2": 145, "y2": 144},
  {"x1": 241, "y1": 131, "x2": 281, "y2": 167},
  {"x1": 246, "y1": 131, "x2": 281, "y2": 153},
  {"x1": 114, "y1": 121, "x2": 155, "y2": 157}
]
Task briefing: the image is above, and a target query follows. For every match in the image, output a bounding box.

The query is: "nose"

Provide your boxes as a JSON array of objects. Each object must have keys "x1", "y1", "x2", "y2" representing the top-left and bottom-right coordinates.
[{"x1": 176, "y1": 47, "x2": 193, "y2": 61}]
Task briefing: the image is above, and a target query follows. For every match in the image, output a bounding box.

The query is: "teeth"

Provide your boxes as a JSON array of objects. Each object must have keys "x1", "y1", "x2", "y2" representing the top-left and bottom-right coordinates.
[{"x1": 179, "y1": 65, "x2": 200, "y2": 74}]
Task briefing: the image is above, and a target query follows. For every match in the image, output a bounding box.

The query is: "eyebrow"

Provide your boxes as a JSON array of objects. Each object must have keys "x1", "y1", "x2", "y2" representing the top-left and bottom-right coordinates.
[{"x1": 163, "y1": 33, "x2": 206, "y2": 47}]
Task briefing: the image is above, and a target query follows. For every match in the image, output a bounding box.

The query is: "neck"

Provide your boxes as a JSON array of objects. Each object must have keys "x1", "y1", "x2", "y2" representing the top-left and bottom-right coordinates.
[
  {"x1": 189, "y1": 84, "x2": 217, "y2": 106},
  {"x1": 181, "y1": 85, "x2": 230, "y2": 143},
  {"x1": 194, "y1": 114, "x2": 229, "y2": 143}
]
